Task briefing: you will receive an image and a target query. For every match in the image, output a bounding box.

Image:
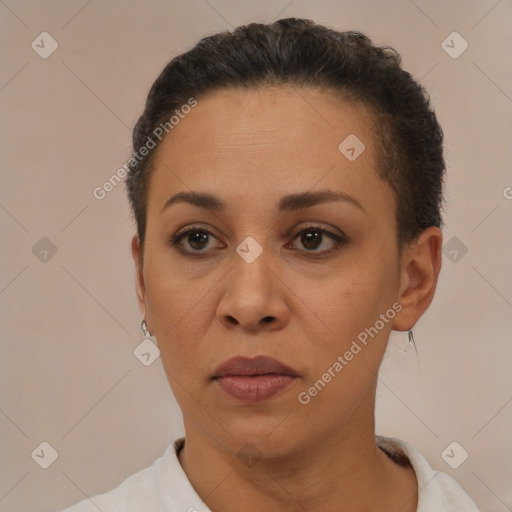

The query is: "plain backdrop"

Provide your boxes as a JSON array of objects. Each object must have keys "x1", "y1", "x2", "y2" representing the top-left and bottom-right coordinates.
[{"x1": 1, "y1": 1, "x2": 511, "y2": 511}]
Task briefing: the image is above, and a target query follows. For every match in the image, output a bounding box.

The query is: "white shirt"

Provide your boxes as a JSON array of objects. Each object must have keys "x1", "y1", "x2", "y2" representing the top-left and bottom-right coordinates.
[{"x1": 60, "y1": 435, "x2": 479, "y2": 511}]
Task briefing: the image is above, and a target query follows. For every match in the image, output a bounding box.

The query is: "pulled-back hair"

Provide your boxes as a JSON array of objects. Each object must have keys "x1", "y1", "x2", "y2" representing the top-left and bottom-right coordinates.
[{"x1": 126, "y1": 17, "x2": 445, "y2": 251}]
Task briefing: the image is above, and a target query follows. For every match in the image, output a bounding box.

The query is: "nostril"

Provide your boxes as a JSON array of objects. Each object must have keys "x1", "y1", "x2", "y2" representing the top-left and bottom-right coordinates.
[{"x1": 224, "y1": 315, "x2": 274, "y2": 327}]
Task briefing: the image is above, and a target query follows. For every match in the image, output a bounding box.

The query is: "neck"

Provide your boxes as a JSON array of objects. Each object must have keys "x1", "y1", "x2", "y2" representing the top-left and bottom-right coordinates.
[{"x1": 177, "y1": 394, "x2": 418, "y2": 512}]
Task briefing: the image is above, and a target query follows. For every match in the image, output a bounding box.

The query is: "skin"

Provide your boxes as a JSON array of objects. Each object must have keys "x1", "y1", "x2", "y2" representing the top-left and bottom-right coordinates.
[{"x1": 131, "y1": 85, "x2": 442, "y2": 512}]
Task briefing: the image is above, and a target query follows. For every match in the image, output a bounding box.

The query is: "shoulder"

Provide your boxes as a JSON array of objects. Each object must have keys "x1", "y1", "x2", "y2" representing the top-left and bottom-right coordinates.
[
  {"x1": 376, "y1": 435, "x2": 480, "y2": 511},
  {"x1": 59, "y1": 439, "x2": 186, "y2": 512}
]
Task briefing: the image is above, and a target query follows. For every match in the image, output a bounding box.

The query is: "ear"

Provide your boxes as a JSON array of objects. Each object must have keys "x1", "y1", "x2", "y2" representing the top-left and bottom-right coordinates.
[
  {"x1": 131, "y1": 234, "x2": 146, "y2": 318},
  {"x1": 392, "y1": 226, "x2": 443, "y2": 331}
]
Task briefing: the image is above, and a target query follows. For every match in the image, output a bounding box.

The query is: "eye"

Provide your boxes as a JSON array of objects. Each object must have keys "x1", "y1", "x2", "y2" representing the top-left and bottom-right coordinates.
[
  {"x1": 169, "y1": 224, "x2": 348, "y2": 256},
  {"x1": 287, "y1": 225, "x2": 347, "y2": 254},
  {"x1": 170, "y1": 226, "x2": 223, "y2": 254}
]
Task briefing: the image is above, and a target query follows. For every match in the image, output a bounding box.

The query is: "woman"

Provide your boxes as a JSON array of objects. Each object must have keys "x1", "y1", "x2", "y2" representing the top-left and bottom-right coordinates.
[{"x1": 62, "y1": 17, "x2": 478, "y2": 511}]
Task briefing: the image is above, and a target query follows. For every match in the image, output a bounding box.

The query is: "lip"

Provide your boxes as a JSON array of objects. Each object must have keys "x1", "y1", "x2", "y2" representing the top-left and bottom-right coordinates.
[
  {"x1": 212, "y1": 355, "x2": 299, "y2": 378},
  {"x1": 212, "y1": 356, "x2": 299, "y2": 403}
]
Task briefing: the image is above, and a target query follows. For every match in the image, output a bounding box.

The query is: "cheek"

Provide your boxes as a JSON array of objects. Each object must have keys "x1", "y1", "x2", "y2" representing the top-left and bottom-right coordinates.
[
  {"x1": 294, "y1": 281, "x2": 396, "y2": 418},
  {"x1": 298, "y1": 249, "x2": 399, "y2": 383},
  {"x1": 307, "y1": 250, "x2": 398, "y2": 336},
  {"x1": 143, "y1": 259, "x2": 217, "y2": 377}
]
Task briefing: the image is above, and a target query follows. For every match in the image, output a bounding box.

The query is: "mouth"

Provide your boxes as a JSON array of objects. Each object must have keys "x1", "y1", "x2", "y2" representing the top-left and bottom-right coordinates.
[{"x1": 212, "y1": 355, "x2": 299, "y2": 403}]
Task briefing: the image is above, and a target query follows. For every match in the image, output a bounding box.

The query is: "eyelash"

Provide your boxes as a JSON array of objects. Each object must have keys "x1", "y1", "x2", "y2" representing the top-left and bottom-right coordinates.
[{"x1": 169, "y1": 224, "x2": 348, "y2": 257}]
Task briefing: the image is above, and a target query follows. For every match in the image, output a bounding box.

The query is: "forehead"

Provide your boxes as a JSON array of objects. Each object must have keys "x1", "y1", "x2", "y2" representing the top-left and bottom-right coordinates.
[{"x1": 148, "y1": 86, "x2": 394, "y2": 218}]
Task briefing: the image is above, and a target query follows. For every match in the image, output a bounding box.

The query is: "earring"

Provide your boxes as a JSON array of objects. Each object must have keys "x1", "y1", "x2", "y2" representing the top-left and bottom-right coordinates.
[
  {"x1": 141, "y1": 319, "x2": 151, "y2": 339},
  {"x1": 408, "y1": 329, "x2": 418, "y2": 357}
]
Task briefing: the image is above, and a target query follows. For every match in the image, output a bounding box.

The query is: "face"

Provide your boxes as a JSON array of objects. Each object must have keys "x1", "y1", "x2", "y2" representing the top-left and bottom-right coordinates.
[{"x1": 132, "y1": 86, "x2": 433, "y2": 458}]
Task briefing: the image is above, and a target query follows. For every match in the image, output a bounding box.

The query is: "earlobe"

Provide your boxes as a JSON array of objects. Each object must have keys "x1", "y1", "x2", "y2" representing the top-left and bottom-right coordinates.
[
  {"x1": 131, "y1": 234, "x2": 146, "y2": 317},
  {"x1": 392, "y1": 227, "x2": 443, "y2": 332}
]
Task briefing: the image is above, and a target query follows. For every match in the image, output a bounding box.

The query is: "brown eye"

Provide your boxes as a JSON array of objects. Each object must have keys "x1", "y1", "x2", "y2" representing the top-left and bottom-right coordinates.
[
  {"x1": 289, "y1": 226, "x2": 347, "y2": 254},
  {"x1": 300, "y1": 228, "x2": 323, "y2": 250},
  {"x1": 186, "y1": 231, "x2": 210, "y2": 250},
  {"x1": 170, "y1": 228, "x2": 222, "y2": 254}
]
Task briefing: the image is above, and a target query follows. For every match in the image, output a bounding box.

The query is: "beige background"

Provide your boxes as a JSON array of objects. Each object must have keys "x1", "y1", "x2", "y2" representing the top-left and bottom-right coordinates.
[{"x1": 1, "y1": 1, "x2": 511, "y2": 511}]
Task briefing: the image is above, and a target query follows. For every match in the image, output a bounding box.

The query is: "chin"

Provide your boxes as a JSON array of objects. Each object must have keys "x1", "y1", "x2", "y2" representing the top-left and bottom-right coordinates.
[{"x1": 211, "y1": 407, "x2": 309, "y2": 456}]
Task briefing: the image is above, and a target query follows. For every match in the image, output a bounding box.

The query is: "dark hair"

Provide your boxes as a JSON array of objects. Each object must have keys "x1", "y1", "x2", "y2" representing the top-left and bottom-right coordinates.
[{"x1": 126, "y1": 17, "x2": 445, "y2": 253}]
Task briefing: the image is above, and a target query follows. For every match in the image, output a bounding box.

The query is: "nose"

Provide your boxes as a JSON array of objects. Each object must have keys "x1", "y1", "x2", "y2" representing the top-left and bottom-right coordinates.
[{"x1": 216, "y1": 247, "x2": 290, "y2": 333}]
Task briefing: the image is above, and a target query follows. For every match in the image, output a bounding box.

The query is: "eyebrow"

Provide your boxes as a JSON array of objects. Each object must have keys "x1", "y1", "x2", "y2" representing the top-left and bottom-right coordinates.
[{"x1": 161, "y1": 190, "x2": 365, "y2": 213}]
